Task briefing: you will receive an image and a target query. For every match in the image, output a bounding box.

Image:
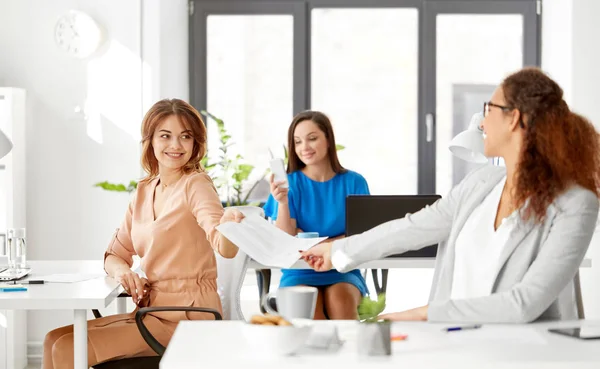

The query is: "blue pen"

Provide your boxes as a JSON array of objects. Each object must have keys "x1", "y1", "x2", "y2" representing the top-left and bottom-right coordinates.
[
  {"x1": 444, "y1": 324, "x2": 482, "y2": 332},
  {"x1": 0, "y1": 287, "x2": 28, "y2": 292}
]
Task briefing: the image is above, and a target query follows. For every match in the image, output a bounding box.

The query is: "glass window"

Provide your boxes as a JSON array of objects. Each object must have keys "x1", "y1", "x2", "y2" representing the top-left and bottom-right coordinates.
[
  {"x1": 436, "y1": 14, "x2": 523, "y2": 195},
  {"x1": 206, "y1": 15, "x2": 294, "y2": 200},
  {"x1": 311, "y1": 8, "x2": 419, "y2": 195}
]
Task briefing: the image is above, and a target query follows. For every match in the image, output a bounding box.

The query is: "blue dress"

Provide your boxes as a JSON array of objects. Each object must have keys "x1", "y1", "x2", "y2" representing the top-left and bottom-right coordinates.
[{"x1": 263, "y1": 170, "x2": 370, "y2": 296}]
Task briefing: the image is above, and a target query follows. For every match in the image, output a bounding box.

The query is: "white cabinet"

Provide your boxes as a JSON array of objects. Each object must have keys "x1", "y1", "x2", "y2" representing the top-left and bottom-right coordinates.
[
  {"x1": 0, "y1": 88, "x2": 28, "y2": 369},
  {"x1": 0, "y1": 88, "x2": 27, "y2": 234}
]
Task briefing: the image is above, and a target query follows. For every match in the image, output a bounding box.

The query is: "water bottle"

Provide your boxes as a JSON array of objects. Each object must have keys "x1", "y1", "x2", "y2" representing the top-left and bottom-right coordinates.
[{"x1": 7, "y1": 228, "x2": 27, "y2": 269}]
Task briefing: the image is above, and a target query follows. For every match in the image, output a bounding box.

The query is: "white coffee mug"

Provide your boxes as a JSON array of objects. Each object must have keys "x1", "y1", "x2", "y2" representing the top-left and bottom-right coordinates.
[{"x1": 263, "y1": 286, "x2": 318, "y2": 320}]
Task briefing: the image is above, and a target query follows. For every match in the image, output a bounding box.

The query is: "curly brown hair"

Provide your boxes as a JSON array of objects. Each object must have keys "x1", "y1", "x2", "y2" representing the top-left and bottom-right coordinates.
[
  {"x1": 502, "y1": 67, "x2": 600, "y2": 223},
  {"x1": 139, "y1": 99, "x2": 207, "y2": 184}
]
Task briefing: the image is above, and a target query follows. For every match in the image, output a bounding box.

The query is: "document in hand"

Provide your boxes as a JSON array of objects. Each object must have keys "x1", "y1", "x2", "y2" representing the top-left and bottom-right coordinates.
[{"x1": 216, "y1": 214, "x2": 328, "y2": 268}]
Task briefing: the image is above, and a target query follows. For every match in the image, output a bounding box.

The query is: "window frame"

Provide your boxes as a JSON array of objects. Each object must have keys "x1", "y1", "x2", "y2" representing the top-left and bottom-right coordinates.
[{"x1": 189, "y1": 0, "x2": 540, "y2": 194}]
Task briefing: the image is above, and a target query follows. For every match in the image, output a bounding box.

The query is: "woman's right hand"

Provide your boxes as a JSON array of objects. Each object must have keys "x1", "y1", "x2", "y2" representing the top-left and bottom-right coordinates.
[
  {"x1": 270, "y1": 173, "x2": 289, "y2": 204},
  {"x1": 114, "y1": 269, "x2": 149, "y2": 305}
]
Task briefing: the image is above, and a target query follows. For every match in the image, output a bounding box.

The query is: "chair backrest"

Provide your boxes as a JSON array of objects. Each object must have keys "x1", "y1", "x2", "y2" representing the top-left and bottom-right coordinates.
[
  {"x1": 215, "y1": 205, "x2": 265, "y2": 320},
  {"x1": 574, "y1": 271, "x2": 585, "y2": 319},
  {"x1": 215, "y1": 250, "x2": 250, "y2": 320},
  {"x1": 553, "y1": 273, "x2": 585, "y2": 321}
]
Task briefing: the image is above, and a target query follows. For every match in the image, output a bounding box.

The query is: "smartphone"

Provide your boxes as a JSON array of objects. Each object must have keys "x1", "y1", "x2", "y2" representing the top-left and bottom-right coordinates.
[
  {"x1": 548, "y1": 327, "x2": 600, "y2": 340},
  {"x1": 269, "y1": 158, "x2": 289, "y2": 188}
]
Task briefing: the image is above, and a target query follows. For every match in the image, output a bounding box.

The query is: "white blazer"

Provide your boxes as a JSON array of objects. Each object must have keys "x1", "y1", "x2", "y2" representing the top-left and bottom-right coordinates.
[{"x1": 332, "y1": 165, "x2": 599, "y2": 323}]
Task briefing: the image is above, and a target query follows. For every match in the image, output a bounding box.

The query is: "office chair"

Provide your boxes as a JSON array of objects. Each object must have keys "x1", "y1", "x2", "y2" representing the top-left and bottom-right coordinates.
[
  {"x1": 256, "y1": 269, "x2": 272, "y2": 314},
  {"x1": 574, "y1": 270, "x2": 585, "y2": 319},
  {"x1": 371, "y1": 269, "x2": 389, "y2": 296},
  {"x1": 90, "y1": 303, "x2": 222, "y2": 369},
  {"x1": 89, "y1": 246, "x2": 250, "y2": 368},
  {"x1": 215, "y1": 248, "x2": 251, "y2": 320}
]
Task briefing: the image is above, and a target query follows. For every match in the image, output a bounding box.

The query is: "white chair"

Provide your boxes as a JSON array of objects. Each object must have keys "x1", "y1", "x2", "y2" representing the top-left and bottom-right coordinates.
[
  {"x1": 215, "y1": 249, "x2": 250, "y2": 320},
  {"x1": 217, "y1": 205, "x2": 265, "y2": 320}
]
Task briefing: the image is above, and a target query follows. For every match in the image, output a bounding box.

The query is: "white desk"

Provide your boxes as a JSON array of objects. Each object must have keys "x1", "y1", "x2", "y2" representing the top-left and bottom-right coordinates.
[
  {"x1": 249, "y1": 257, "x2": 437, "y2": 269},
  {"x1": 0, "y1": 260, "x2": 122, "y2": 369},
  {"x1": 161, "y1": 320, "x2": 600, "y2": 369},
  {"x1": 249, "y1": 257, "x2": 592, "y2": 270}
]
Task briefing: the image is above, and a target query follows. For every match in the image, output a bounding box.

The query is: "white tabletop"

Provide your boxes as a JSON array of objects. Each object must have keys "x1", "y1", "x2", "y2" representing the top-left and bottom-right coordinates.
[
  {"x1": 161, "y1": 320, "x2": 600, "y2": 369},
  {"x1": 0, "y1": 260, "x2": 121, "y2": 310},
  {"x1": 249, "y1": 257, "x2": 437, "y2": 269},
  {"x1": 249, "y1": 257, "x2": 592, "y2": 270}
]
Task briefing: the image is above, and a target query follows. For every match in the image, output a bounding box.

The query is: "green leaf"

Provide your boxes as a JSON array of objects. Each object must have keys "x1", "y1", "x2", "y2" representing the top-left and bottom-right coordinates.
[
  {"x1": 357, "y1": 294, "x2": 386, "y2": 323},
  {"x1": 93, "y1": 181, "x2": 136, "y2": 193},
  {"x1": 236, "y1": 164, "x2": 254, "y2": 181},
  {"x1": 128, "y1": 180, "x2": 138, "y2": 190},
  {"x1": 200, "y1": 110, "x2": 224, "y2": 125},
  {"x1": 335, "y1": 144, "x2": 345, "y2": 151}
]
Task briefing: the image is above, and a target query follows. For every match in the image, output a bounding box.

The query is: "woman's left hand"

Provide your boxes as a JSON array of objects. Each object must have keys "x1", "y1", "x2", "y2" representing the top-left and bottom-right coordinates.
[
  {"x1": 300, "y1": 241, "x2": 333, "y2": 272},
  {"x1": 378, "y1": 305, "x2": 428, "y2": 321},
  {"x1": 220, "y1": 208, "x2": 245, "y2": 224}
]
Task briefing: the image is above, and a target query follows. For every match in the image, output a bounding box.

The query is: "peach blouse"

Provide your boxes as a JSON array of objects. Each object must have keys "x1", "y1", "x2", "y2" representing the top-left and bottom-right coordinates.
[{"x1": 105, "y1": 171, "x2": 226, "y2": 323}]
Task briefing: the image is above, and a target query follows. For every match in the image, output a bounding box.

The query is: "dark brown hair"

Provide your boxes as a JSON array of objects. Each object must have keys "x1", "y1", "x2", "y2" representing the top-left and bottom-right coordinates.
[
  {"x1": 502, "y1": 67, "x2": 600, "y2": 223},
  {"x1": 139, "y1": 99, "x2": 207, "y2": 183},
  {"x1": 286, "y1": 111, "x2": 345, "y2": 174}
]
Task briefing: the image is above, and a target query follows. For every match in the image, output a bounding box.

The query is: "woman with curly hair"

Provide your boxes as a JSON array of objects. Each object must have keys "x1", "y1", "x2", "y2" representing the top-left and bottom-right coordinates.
[{"x1": 301, "y1": 67, "x2": 600, "y2": 323}]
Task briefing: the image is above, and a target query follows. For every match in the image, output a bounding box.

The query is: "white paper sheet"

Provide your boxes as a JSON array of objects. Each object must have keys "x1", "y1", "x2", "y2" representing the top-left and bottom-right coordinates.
[
  {"x1": 216, "y1": 214, "x2": 327, "y2": 268},
  {"x1": 35, "y1": 273, "x2": 103, "y2": 283}
]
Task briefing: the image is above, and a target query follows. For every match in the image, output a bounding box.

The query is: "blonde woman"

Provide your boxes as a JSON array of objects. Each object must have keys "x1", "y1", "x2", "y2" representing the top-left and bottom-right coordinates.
[{"x1": 43, "y1": 99, "x2": 243, "y2": 369}]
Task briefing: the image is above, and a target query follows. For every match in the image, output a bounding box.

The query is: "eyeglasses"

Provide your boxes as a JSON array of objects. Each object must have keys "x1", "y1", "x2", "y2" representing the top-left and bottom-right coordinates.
[{"x1": 483, "y1": 101, "x2": 513, "y2": 117}]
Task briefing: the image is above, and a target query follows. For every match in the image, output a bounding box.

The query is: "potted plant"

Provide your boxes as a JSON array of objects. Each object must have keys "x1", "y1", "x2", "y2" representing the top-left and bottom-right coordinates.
[{"x1": 357, "y1": 293, "x2": 391, "y2": 356}]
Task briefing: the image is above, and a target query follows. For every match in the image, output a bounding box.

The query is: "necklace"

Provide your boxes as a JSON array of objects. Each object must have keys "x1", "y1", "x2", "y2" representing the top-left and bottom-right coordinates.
[{"x1": 159, "y1": 174, "x2": 182, "y2": 190}]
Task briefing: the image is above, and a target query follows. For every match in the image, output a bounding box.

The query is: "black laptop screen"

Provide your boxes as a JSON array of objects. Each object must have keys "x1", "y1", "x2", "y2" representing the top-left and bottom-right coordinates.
[{"x1": 345, "y1": 195, "x2": 441, "y2": 258}]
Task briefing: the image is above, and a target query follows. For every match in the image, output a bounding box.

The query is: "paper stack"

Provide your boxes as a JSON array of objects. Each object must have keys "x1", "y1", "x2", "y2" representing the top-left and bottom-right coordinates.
[{"x1": 216, "y1": 214, "x2": 327, "y2": 268}]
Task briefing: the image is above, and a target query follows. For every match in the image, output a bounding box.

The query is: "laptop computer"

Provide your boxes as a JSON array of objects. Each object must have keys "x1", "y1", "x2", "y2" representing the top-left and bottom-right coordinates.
[
  {"x1": 345, "y1": 194, "x2": 441, "y2": 257},
  {"x1": 0, "y1": 267, "x2": 31, "y2": 281}
]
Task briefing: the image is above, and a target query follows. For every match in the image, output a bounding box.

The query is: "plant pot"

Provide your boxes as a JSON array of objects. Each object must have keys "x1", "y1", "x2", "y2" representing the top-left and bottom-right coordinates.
[{"x1": 357, "y1": 320, "x2": 392, "y2": 356}]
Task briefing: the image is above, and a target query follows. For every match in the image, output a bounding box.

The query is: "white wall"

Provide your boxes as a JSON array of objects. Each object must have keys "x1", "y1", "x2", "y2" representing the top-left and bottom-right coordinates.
[
  {"x1": 569, "y1": 0, "x2": 600, "y2": 320},
  {"x1": 0, "y1": 0, "x2": 189, "y2": 360},
  {"x1": 543, "y1": 0, "x2": 600, "y2": 319},
  {"x1": 0, "y1": 0, "x2": 143, "y2": 260},
  {"x1": 541, "y1": 0, "x2": 573, "y2": 104},
  {"x1": 0, "y1": 0, "x2": 142, "y2": 357},
  {"x1": 142, "y1": 0, "x2": 189, "y2": 109}
]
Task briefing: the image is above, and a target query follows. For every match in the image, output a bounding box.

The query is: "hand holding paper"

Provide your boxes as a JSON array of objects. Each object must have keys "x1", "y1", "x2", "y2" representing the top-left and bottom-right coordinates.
[{"x1": 216, "y1": 215, "x2": 327, "y2": 268}]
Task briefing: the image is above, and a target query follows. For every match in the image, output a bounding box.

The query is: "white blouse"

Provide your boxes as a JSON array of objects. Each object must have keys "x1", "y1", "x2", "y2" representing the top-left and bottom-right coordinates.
[{"x1": 450, "y1": 176, "x2": 517, "y2": 299}]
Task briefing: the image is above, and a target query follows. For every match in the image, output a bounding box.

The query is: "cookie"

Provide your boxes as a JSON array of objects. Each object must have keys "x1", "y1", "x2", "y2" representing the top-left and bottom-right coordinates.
[
  {"x1": 263, "y1": 314, "x2": 282, "y2": 324},
  {"x1": 250, "y1": 314, "x2": 269, "y2": 324}
]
